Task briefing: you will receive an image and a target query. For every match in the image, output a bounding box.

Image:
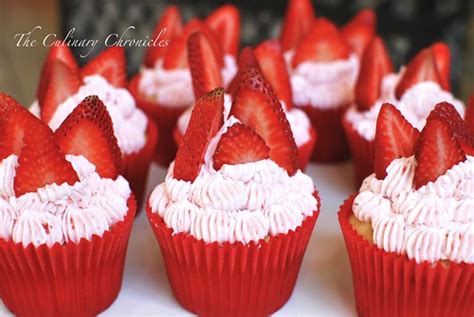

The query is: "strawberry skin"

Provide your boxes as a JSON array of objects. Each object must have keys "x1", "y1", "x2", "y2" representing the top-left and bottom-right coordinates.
[
  {"x1": 355, "y1": 36, "x2": 393, "y2": 111},
  {"x1": 341, "y1": 9, "x2": 376, "y2": 57},
  {"x1": 174, "y1": 88, "x2": 224, "y2": 181},
  {"x1": 414, "y1": 115, "x2": 466, "y2": 188},
  {"x1": 205, "y1": 4, "x2": 240, "y2": 58},
  {"x1": 467, "y1": 94, "x2": 474, "y2": 135},
  {"x1": 81, "y1": 46, "x2": 127, "y2": 88},
  {"x1": 374, "y1": 103, "x2": 420, "y2": 179},
  {"x1": 213, "y1": 123, "x2": 270, "y2": 170},
  {"x1": 188, "y1": 32, "x2": 223, "y2": 99},
  {"x1": 14, "y1": 120, "x2": 79, "y2": 197},
  {"x1": 230, "y1": 67, "x2": 299, "y2": 175},
  {"x1": 144, "y1": 5, "x2": 183, "y2": 68},
  {"x1": 255, "y1": 40, "x2": 293, "y2": 109},
  {"x1": 227, "y1": 47, "x2": 260, "y2": 96},
  {"x1": 292, "y1": 18, "x2": 350, "y2": 67},
  {"x1": 41, "y1": 60, "x2": 82, "y2": 124},
  {"x1": 280, "y1": 0, "x2": 315, "y2": 52},
  {"x1": 54, "y1": 95, "x2": 122, "y2": 179},
  {"x1": 431, "y1": 42, "x2": 451, "y2": 91}
]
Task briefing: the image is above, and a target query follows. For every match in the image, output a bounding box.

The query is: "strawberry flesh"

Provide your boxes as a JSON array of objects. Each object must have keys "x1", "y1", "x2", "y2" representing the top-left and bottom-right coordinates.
[
  {"x1": 431, "y1": 42, "x2": 451, "y2": 91},
  {"x1": 54, "y1": 95, "x2": 122, "y2": 179},
  {"x1": 374, "y1": 103, "x2": 420, "y2": 179},
  {"x1": 280, "y1": 0, "x2": 315, "y2": 52},
  {"x1": 341, "y1": 9, "x2": 376, "y2": 57},
  {"x1": 205, "y1": 4, "x2": 240, "y2": 57},
  {"x1": 227, "y1": 47, "x2": 260, "y2": 96},
  {"x1": 81, "y1": 46, "x2": 127, "y2": 87},
  {"x1": 467, "y1": 94, "x2": 474, "y2": 135},
  {"x1": 213, "y1": 123, "x2": 270, "y2": 170}
]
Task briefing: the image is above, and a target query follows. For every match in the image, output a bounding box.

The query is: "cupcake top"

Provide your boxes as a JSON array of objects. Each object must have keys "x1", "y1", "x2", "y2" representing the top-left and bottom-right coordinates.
[
  {"x1": 138, "y1": 6, "x2": 238, "y2": 108},
  {"x1": 150, "y1": 69, "x2": 317, "y2": 245},
  {"x1": 346, "y1": 40, "x2": 464, "y2": 141},
  {"x1": 352, "y1": 102, "x2": 474, "y2": 264},
  {"x1": 36, "y1": 45, "x2": 148, "y2": 155},
  {"x1": 0, "y1": 94, "x2": 131, "y2": 247}
]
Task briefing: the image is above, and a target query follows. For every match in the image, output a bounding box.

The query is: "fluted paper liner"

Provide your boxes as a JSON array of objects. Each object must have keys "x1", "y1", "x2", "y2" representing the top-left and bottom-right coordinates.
[
  {"x1": 121, "y1": 119, "x2": 158, "y2": 209},
  {"x1": 0, "y1": 195, "x2": 136, "y2": 317},
  {"x1": 339, "y1": 194, "x2": 474, "y2": 317},
  {"x1": 147, "y1": 192, "x2": 320, "y2": 317},
  {"x1": 129, "y1": 75, "x2": 188, "y2": 166}
]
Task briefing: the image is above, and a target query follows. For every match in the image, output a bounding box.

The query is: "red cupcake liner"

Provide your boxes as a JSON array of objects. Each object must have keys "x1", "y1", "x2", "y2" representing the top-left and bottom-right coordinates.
[
  {"x1": 173, "y1": 125, "x2": 317, "y2": 172},
  {"x1": 342, "y1": 117, "x2": 375, "y2": 188},
  {"x1": 339, "y1": 194, "x2": 474, "y2": 317},
  {"x1": 147, "y1": 192, "x2": 321, "y2": 317},
  {"x1": 129, "y1": 75, "x2": 188, "y2": 166},
  {"x1": 0, "y1": 195, "x2": 137, "y2": 317},
  {"x1": 297, "y1": 103, "x2": 350, "y2": 162},
  {"x1": 121, "y1": 119, "x2": 158, "y2": 209}
]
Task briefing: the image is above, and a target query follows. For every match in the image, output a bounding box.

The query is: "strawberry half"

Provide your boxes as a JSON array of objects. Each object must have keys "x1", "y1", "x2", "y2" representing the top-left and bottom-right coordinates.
[
  {"x1": 213, "y1": 123, "x2": 270, "y2": 170},
  {"x1": 355, "y1": 36, "x2": 393, "y2": 111},
  {"x1": 230, "y1": 67, "x2": 298, "y2": 175},
  {"x1": 81, "y1": 46, "x2": 127, "y2": 88},
  {"x1": 255, "y1": 40, "x2": 293, "y2": 109},
  {"x1": 427, "y1": 102, "x2": 474, "y2": 155},
  {"x1": 163, "y1": 19, "x2": 223, "y2": 70},
  {"x1": 467, "y1": 94, "x2": 474, "y2": 135},
  {"x1": 395, "y1": 46, "x2": 443, "y2": 99},
  {"x1": 431, "y1": 42, "x2": 451, "y2": 91},
  {"x1": 0, "y1": 94, "x2": 42, "y2": 160},
  {"x1": 144, "y1": 5, "x2": 183, "y2": 68},
  {"x1": 280, "y1": 0, "x2": 315, "y2": 52},
  {"x1": 188, "y1": 32, "x2": 223, "y2": 99},
  {"x1": 374, "y1": 103, "x2": 420, "y2": 179},
  {"x1": 292, "y1": 18, "x2": 350, "y2": 67},
  {"x1": 227, "y1": 47, "x2": 260, "y2": 95},
  {"x1": 14, "y1": 120, "x2": 79, "y2": 197},
  {"x1": 37, "y1": 41, "x2": 79, "y2": 105},
  {"x1": 174, "y1": 88, "x2": 224, "y2": 181},
  {"x1": 41, "y1": 60, "x2": 82, "y2": 123},
  {"x1": 54, "y1": 95, "x2": 122, "y2": 179},
  {"x1": 205, "y1": 4, "x2": 240, "y2": 58},
  {"x1": 414, "y1": 115, "x2": 466, "y2": 188},
  {"x1": 341, "y1": 9, "x2": 376, "y2": 57}
]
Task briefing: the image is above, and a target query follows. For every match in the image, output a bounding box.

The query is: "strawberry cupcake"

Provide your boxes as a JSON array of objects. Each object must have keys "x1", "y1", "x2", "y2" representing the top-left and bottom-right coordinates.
[
  {"x1": 344, "y1": 41, "x2": 465, "y2": 186},
  {"x1": 130, "y1": 5, "x2": 238, "y2": 165},
  {"x1": 148, "y1": 69, "x2": 319, "y2": 316},
  {"x1": 33, "y1": 45, "x2": 157, "y2": 208},
  {"x1": 0, "y1": 94, "x2": 135, "y2": 316},
  {"x1": 340, "y1": 102, "x2": 474, "y2": 317}
]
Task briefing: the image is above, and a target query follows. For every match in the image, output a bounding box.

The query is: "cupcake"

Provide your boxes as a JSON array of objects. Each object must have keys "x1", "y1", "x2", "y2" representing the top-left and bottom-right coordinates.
[
  {"x1": 339, "y1": 102, "x2": 474, "y2": 317},
  {"x1": 175, "y1": 38, "x2": 316, "y2": 170},
  {"x1": 344, "y1": 41, "x2": 465, "y2": 186},
  {"x1": 148, "y1": 68, "x2": 320, "y2": 316},
  {"x1": 33, "y1": 45, "x2": 157, "y2": 208},
  {"x1": 130, "y1": 5, "x2": 238, "y2": 165},
  {"x1": 0, "y1": 94, "x2": 135, "y2": 316}
]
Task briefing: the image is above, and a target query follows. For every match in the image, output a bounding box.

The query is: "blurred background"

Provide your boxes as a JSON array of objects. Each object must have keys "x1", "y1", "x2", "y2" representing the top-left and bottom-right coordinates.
[{"x1": 1, "y1": 0, "x2": 473, "y2": 105}]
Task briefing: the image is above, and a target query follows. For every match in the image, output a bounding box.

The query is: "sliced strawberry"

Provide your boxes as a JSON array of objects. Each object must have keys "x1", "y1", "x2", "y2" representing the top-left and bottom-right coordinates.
[
  {"x1": 0, "y1": 94, "x2": 42, "y2": 159},
  {"x1": 395, "y1": 46, "x2": 443, "y2": 99},
  {"x1": 14, "y1": 121, "x2": 79, "y2": 196},
  {"x1": 355, "y1": 36, "x2": 393, "y2": 111},
  {"x1": 255, "y1": 40, "x2": 293, "y2": 109},
  {"x1": 292, "y1": 18, "x2": 350, "y2": 67},
  {"x1": 188, "y1": 32, "x2": 223, "y2": 99},
  {"x1": 174, "y1": 88, "x2": 224, "y2": 181},
  {"x1": 280, "y1": 0, "x2": 315, "y2": 52},
  {"x1": 414, "y1": 115, "x2": 466, "y2": 188},
  {"x1": 205, "y1": 4, "x2": 240, "y2": 57},
  {"x1": 144, "y1": 5, "x2": 183, "y2": 68},
  {"x1": 431, "y1": 42, "x2": 451, "y2": 91},
  {"x1": 427, "y1": 102, "x2": 474, "y2": 155},
  {"x1": 54, "y1": 95, "x2": 122, "y2": 179},
  {"x1": 230, "y1": 67, "x2": 298, "y2": 175},
  {"x1": 41, "y1": 60, "x2": 82, "y2": 123},
  {"x1": 374, "y1": 103, "x2": 420, "y2": 179},
  {"x1": 341, "y1": 9, "x2": 376, "y2": 57},
  {"x1": 227, "y1": 47, "x2": 260, "y2": 95},
  {"x1": 163, "y1": 19, "x2": 223, "y2": 70},
  {"x1": 213, "y1": 123, "x2": 270, "y2": 170},
  {"x1": 467, "y1": 94, "x2": 474, "y2": 135},
  {"x1": 37, "y1": 41, "x2": 79, "y2": 104},
  {"x1": 81, "y1": 46, "x2": 127, "y2": 87}
]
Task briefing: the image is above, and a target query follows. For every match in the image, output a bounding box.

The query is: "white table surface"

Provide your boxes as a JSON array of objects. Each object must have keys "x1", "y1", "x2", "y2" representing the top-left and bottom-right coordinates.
[{"x1": 0, "y1": 162, "x2": 359, "y2": 317}]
